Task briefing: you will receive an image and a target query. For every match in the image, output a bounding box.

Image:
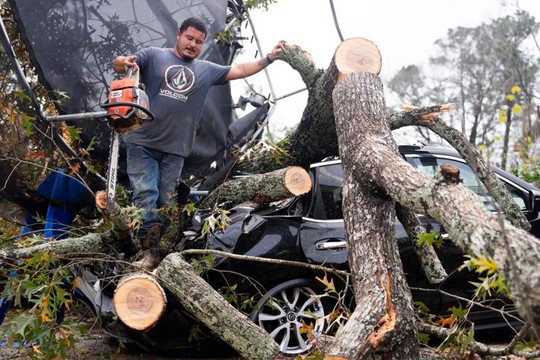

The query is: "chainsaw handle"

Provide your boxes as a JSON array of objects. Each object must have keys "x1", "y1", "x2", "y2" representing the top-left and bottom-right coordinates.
[{"x1": 100, "y1": 101, "x2": 155, "y2": 122}]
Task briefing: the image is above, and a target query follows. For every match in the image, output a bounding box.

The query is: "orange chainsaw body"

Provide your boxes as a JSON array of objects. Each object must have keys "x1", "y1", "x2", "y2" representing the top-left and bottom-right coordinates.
[
  {"x1": 106, "y1": 76, "x2": 150, "y2": 131},
  {"x1": 107, "y1": 78, "x2": 138, "y2": 118}
]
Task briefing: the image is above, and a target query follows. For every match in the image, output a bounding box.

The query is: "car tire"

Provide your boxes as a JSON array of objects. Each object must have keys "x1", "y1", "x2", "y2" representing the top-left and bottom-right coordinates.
[{"x1": 250, "y1": 278, "x2": 332, "y2": 355}]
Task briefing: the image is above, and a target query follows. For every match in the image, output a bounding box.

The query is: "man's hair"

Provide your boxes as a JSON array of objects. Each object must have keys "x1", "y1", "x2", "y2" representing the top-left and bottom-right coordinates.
[{"x1": 179, "y1": 17, "x2": 208, "y2": 38}]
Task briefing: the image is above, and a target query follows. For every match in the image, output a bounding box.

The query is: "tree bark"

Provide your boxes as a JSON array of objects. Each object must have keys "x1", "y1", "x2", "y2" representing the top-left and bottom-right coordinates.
[
  {"x1": 327, "y1": 72, "x2": 419, "y2": 359},
  {"x1": 342, "y1": 73, "x2": 540, "y2": 329},
  {"x1": 153, "y1": 253, "x2": 280, "y2": 360},
  {"x1": 199, "y1": 166, "x2": 311, "y2": 208},
  {"x1": 388, "y1": 106, "x2": 531, "y2": 231}
]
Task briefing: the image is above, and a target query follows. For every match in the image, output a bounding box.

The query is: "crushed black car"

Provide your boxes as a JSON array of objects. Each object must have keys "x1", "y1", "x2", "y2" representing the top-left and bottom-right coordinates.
[
  {"x1": 76, "y1": 144, "x2": 540, "y2": 355},
  {"x1": 191, "y1": 144, "x2": 540, "y2": 353}
]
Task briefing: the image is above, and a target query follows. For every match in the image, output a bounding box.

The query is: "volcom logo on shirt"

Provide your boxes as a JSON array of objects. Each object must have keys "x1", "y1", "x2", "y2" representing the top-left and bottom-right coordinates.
[
  {"x1": 165, "y1": 65, "x2": 194, "y2": 92},
  {"x1": 159, "y1": 65, "x2": 195, "y2": 101},
  {"x1": 160, "y1": 65, "x2": 195, "y2": 101}
]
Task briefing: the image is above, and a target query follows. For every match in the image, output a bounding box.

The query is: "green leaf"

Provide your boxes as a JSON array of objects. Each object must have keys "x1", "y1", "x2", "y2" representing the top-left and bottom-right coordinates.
[
  {"x1": 182, "y1": 202, "x2": 197, "y2": 216},
  {"x1": 491, "y1": 274, "x2": 509, "y2": 295},
  {"x1": 10, "y1": 312, "x2": 36, "y2": 337},
  {"x1": 418, "y1": 332, "x2": 430, "y2": 345},
  {"x1": 22, "y1": 114, "x2": 34, "y2": 136},
  {"x1": 449, "y1": 305, "x2": 467, "y2": 318},
  {"x1": 203, "y1": 255, "x2": 215, "y2": 268},
  {"x1": 416, "y1": 230, "x2": 442, "y2": 248},
  {"x1": 65, "y1": 125, "x2": 82, "y2": 142},
  {"x1": 413, "y1": 301, "x2": 430, "y2": 313},
  {"x1": 13, "y1": 90, "x2": 32, "y2": 103}
]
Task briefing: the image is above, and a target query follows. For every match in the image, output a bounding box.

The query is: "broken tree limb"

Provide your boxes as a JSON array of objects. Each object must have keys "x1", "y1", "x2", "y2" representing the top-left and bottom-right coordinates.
[
  {"x1": 277, "y1": 43, "x2": 320, "y2": 88},
  {"x1": 153, "y1": 253, "x2": 279, "y2": 360},
  {"x1": 418, "y1": 323, "x2": 540, "y2": 358},
  {"x1": 395, "y1": 204, "x2": 447, "y2": 284},
  {"x1": 388, "y1": 105, "x2": 531, "y2": 231},
  {"x1": 328, "y1": 71, "x2": 419, "y2": 359},
  {"x1": 0, "y1": 231, "x2": 129, "y2": 266},
  {"x1": 199, "y1": 166, "x2": 311, "y2": 208},
  {"x1": 338, "y1": 72, "x2": 540, "y2": 332},
  {"x1": 180, "y1": 248, "x2": 350, "y2": 278},
  {"x1": 236, "y1": 38, "x2": 382, "y2": 174}
]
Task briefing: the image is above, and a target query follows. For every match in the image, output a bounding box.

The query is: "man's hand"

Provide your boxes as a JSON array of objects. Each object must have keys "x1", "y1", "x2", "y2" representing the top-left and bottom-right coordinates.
[
  {"x1": 268, "y1": 40, "x2": 287, "y2": 62},
  {"x1": 225, "y1": 40, "x2": 287, "y2": 81},
  {"x1": 113, "y1": 55, "x2": 138, "y2": 74}
]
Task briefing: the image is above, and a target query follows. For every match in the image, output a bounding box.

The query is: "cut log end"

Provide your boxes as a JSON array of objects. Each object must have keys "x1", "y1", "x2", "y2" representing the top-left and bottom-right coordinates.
[
  {"x1": 113, "y1": 273, "x2": 167, "y2": 332},
  {"x1": 283, "y1": 166, "x2": 313, "y2": 195},
  {"x1": 95, "y1": 190, "x2": 106, "y2": 210},
  {"x1": 440, "y1": 164, "x2": 460, "y2": 184},
  {"x1": 335, "y1": 37, "x2": 382, "y2": 79}
]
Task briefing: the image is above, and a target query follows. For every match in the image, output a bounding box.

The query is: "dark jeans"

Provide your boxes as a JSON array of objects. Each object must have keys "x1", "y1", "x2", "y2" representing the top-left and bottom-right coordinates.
[{"x1": 126, "y1": 144, "x2": 185, "y2": 239}]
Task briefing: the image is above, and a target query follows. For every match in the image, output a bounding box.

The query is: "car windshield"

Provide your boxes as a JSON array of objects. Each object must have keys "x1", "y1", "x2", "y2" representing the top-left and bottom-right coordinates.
[{"x1": 406, "y1": 155, "x2": 528, "y2": 212}]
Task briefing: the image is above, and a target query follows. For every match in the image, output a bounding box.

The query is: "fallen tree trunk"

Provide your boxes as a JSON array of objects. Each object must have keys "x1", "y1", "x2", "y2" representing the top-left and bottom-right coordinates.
[
  {"x1": 327, "y1": 71, "x2": 419, "y2": 359},
  {"x1": 199, "y1": 166, "x2": 311, "y2": 208},
  {"x1": 153, "y1": 253, "x2": 280, "y2": 360},
  {"x1": 335, "y1": 72, "x2": 540, "y2": 338}
]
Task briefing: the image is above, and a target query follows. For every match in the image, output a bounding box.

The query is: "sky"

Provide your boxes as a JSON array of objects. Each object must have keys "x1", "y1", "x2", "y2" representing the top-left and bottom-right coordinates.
[{"x1": 230, "y1": 0, "x2": 540, "y2": 139}]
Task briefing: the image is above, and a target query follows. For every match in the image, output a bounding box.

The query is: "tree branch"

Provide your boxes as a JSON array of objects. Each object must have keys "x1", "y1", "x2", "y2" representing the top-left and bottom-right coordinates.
[{"x1": 389, "y1": 105, "x2": 531, "y2": 231}]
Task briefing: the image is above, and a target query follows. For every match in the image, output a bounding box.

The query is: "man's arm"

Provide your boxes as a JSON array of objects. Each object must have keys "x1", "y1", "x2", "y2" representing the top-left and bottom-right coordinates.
[
  {"x1": 113, "y1": 55, "x2": 138, "y2": 74},
  {"x1": 225, "y1": 40, "x2": 286, "y2": 81}
]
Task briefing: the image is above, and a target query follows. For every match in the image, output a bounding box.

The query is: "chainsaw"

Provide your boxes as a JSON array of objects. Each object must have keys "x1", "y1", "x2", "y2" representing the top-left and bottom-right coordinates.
[{"x1": 46, "y1": 66, "x2": 154, "y2": 214}]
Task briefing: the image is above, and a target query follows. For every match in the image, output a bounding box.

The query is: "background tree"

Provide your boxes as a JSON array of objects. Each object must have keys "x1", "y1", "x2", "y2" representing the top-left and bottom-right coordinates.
[{"x1": 428, "y1": 11, "x2": 539, "y2": 165}]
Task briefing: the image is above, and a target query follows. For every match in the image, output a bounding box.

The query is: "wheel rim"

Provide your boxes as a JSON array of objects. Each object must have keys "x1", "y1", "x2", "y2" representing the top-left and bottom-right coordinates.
[{"x1": 256, "y1": 284, "x2": 326, "y2": 354}]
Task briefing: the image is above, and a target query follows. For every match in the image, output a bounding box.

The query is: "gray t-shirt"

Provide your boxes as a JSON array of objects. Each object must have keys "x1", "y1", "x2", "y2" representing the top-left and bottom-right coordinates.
[{"x1": 122, "y1": 47, "x2": 231, "y2": 156}]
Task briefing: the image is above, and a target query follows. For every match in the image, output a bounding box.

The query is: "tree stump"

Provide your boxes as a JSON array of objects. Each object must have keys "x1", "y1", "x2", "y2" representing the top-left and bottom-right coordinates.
[{"x1": 113, "y1": 272, "x2": 167, "y2": 332}]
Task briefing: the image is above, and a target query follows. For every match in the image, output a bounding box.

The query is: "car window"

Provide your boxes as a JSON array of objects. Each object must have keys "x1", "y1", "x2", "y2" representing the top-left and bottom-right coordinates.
[
  {"x1": 406, "y1": 155, "x2": 529, "y2": 211},
  {"x1": 309, "y1": 164, "x2": 343, "y2": 220}
]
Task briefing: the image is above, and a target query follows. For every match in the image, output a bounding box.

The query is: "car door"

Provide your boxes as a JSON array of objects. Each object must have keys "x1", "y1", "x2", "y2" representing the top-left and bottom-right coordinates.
[{"x1": 300, "y1": 161, "x2": 347, "y2": 266}]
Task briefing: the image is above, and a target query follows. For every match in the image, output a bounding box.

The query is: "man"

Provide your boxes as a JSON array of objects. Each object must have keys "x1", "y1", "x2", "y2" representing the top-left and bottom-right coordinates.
[{"x1": 113, "y1": 17, "x2": 285, "y2": 270}]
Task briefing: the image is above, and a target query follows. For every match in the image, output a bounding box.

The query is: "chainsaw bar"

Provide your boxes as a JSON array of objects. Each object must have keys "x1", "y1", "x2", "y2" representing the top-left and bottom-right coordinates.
[{"x1": 105, "y1": 130, "x2": 120, "y2": 214}]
